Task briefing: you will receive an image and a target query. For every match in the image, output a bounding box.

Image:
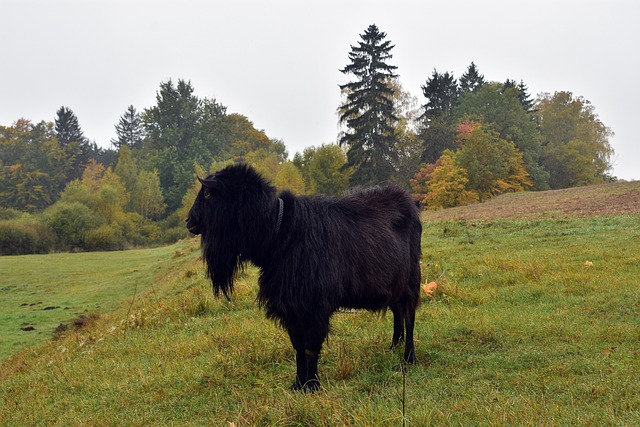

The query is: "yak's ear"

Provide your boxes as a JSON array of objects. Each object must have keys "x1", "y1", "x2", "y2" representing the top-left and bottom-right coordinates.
[
  {"x1": 198, "y1": 176, "x2": 218, "y2": 189},
  {"x1": 198, "y1": 175, "x2": 226, "y2": 195}
]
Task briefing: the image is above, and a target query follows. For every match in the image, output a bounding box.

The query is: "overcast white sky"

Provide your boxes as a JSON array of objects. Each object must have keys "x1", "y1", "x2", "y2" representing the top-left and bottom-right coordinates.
[{"x1": 2, "y1": 0, "x2": 638, "y2": 180}]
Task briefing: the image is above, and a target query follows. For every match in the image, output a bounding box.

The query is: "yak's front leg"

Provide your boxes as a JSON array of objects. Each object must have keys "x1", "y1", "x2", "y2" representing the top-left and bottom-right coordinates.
[
  {"x1": 301, "y1": 349, "x2": 321, "y2": 393},
  {"x1": 286, "y1": 316, "x2": 328, "y2": 393},
  {"x1": 286, "y1": 322, "x2": 308, "y2": 391},
  {"x1": 287, "y1": 322, "x2": 322, "y2": 392},
  {"x1": 298, "y1": 315, "x2": 330, "y2": 393},
  {"x1": 289, "y1": 349, "x2": 320, "y2": 392}
]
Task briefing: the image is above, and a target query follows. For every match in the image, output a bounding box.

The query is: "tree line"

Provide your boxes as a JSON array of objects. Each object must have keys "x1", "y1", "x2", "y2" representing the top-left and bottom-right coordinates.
[
  {"x1": 337, "y1": 24, "x2": 614, "y2": 209},
  {"x1": 0, "y1": 79, "x2": 352, "y2": 254},
  {"x1": 0, "y1": 23, "x2": 615, "y2": 254}
]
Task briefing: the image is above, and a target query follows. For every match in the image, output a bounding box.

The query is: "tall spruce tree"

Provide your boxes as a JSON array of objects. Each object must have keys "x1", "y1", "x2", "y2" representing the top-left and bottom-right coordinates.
[
  {"x1": 111, "y1": 105, "x2": 144, "y2": 149},
  {"x1": 339, "y1": 24, "x2": 399, "y2": 186},
  {"x1": 517, "y1": 80, "x2": 536, "y2": 115},
  {"x1": 55, "y1": 106, "x2": 87, "y2": 147},
  {"x1": 421, "y1": 70, "x2": 459, "y2": 120},
  {"x1": 459, "y1": 62, "x2": 486, "y2": 93},
  {"x1": 418, "y1": 70, "x2": 459, "y2": 164},
  {"x1": 54, "y1": 106, "x2": 91, "y2": 181}
]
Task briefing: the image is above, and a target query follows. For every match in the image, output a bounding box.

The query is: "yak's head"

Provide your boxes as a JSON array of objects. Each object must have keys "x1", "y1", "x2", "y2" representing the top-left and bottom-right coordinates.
[{"x1": 185, "y1": 163, "x2": 277, "y2": 298}]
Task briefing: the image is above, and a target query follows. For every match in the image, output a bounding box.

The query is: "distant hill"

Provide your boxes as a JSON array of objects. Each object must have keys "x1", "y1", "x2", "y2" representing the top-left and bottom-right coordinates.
[{"x1": 423, "y1": 180, "x2": 640, "y2": 221}]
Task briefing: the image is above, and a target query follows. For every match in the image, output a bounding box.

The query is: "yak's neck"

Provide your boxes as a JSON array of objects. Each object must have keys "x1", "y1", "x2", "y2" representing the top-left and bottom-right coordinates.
[{"x1": 245, "y1": 195, "x2": 288, "y2": 267}]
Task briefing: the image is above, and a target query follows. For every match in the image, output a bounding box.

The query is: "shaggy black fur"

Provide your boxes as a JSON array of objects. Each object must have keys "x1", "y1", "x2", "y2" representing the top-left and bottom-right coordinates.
[{"x1": 186, "y1": 163, "x2": 421, "y2": 392}]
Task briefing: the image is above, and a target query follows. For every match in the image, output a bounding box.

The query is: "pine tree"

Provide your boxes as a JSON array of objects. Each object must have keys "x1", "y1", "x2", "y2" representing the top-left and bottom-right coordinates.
[
  {"x1": 338, "y1": 24, "x2": 399, "y2": 186},
  {"x1": 111, "y1": 105, "x2": 144, "y2": 149},
  {"x1": 459, "y1": 62, "x2": 486, "y2": 93}
]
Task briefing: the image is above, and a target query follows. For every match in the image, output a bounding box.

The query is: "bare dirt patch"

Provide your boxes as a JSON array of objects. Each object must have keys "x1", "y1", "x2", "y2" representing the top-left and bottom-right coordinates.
[{"x1": 423, "y1": 181, "x2": 640, "y2": 221}]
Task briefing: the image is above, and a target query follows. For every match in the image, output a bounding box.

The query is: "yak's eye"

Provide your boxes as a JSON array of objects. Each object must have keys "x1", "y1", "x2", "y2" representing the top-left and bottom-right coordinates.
[{"x1": 204, "y1": 190, "x2": 212, "y2": 201}]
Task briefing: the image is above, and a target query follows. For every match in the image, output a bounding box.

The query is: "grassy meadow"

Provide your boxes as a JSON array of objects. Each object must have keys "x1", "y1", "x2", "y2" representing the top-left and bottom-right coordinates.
[
  {"x1": 1, "y1": 182, "x2": 639, "y2": 426},
  {"x1": 0, "y1": 242, "x2": 197, "y2": 361}
]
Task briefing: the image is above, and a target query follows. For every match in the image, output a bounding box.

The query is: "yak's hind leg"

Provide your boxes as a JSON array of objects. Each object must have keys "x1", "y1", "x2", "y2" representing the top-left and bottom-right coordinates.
[
  {"x1": 390, "y1": 304, "x2": 405, "y2": 349},
  {"x1": 403, "y1": 306, "x2": 416, "y2": 364},
  {"x1": 391, "y1": 301, "x2": 417, "y2": 364}
]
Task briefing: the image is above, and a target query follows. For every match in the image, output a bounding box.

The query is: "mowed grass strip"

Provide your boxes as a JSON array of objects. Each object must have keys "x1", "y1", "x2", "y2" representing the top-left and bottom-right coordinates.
[
  {"x1": 1, "y1": 213, "x2": 638, "y2": 425},
  {"x1": 0, "y1": 241, "x2": 199, "y2": 360}
]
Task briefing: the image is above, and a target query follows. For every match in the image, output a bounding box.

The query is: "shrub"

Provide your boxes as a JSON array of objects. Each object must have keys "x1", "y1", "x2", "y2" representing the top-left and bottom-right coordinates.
[
  {"x1": 0, "y1": 208, "x2": 23, "y2": 221},
  {"x1": 0, "y1": 219, "x2": 56, "y2": 255},
  {"x1": 43, "y1": 202, "x2": 99, "y2": 250},
  {"x1": 138, "y1": 222, "x2": 162, "y2": 244},
  {"x1": 84, "y1": 224, "x2": 126, "y2": 251},
  {"x1": 110, "y1": 212, "x2": 162, "y2": 247},
  {"x1": 162, "y1": 226, "x2": 191, "y2": 244}
]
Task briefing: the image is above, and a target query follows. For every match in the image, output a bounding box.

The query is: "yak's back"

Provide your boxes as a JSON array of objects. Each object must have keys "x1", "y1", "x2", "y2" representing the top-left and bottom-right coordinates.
[{"x1": 337, "y1": 185, "x2": 420, "y2": 230}]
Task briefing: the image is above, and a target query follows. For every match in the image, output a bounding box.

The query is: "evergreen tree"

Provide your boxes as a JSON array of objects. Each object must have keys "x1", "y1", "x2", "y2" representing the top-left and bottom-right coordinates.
[
  {"x1": 111, "y1": 105, "x2": 144, "y2": 149},
  {"x1": 199, "y1": 98, "x2": 229, "y2": 159},
  {"x1": 142, "y1": 79, "x2": 208, "y2": 213},
  {"x1": 55, "y1": 106, "x2": 87, "y2": 147},
  {"x1": 338, "y1": 24, "x2": 399, "y2": 186},
  {"x1": 421, "y1": 70, "x2": 459, "y2": 120},
  {"x1": 54, "y1": 106, "x2": 91, "y2": 181},
  {"x1": 418, "y1": 116, "x2": 458, "y2": 165},
  {"x1": 459, "y1": 62, "x2": 486, "y2": 93},
  {"x1": 418, "y1": 69, "x2": 459, "y2": 165},
  {"x1": 92, "y1": 144, "x2": 118, "y2": 170},
  {"x1": 517, "y1": 80, "x2": 536, "y2": 115}
]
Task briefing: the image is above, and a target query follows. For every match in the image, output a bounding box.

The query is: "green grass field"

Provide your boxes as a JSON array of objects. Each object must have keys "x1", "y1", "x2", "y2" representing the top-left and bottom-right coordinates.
[
  {"x1": 1, "y1": 182, "x2": 639, "y2": 425},
  {"x1": 0, "y1": 243, "x2": 197, "y2": 360}
]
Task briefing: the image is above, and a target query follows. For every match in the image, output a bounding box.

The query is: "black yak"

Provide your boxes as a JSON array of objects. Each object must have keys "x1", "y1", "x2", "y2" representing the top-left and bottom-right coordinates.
[{"x1": 186, "y1": 163, "x2": 421, "y2": 392}]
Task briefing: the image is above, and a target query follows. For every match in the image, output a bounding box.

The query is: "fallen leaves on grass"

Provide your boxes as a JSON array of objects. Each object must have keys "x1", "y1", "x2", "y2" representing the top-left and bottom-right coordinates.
[{"x1": 423, "y1": 281, "x2": 438, "y2": 298}]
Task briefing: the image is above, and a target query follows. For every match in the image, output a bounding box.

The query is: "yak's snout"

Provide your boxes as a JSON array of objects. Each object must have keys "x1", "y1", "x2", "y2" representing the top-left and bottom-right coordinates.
[{"x1": 185, "y1": 216, "x2": 201, "y2": 235}]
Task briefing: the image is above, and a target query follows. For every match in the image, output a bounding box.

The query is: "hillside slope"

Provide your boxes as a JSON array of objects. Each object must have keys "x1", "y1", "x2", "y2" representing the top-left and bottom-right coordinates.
[
  {"x1": 1, "y1": 183, "x2": 639, "y2": 425},
  {"x1": 423, "y1": 180, "x2": 640, "y2": 221}
]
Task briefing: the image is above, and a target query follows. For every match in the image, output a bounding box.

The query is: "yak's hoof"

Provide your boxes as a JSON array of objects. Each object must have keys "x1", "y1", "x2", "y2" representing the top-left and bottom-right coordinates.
[
  {"x1": 390, "y1": 337, "x2": 404, "y2": 349},
  {"x1": 290, "y1": 381, "x2": 301, "y2": 392},
  {"x1": 290, "y1": 379, "x2": 320, "y2": 393},
  {"x1": 302, "y1": 379, "x2": 320, "y2": 393},
  {"x1": 404, "y1": 352, "x2": 416, "y2": 365}
]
